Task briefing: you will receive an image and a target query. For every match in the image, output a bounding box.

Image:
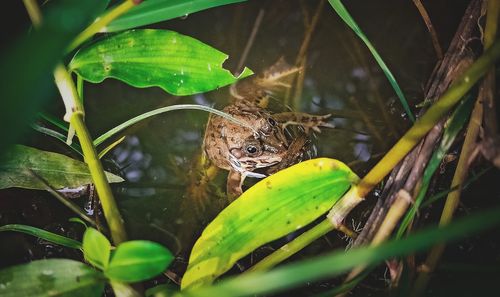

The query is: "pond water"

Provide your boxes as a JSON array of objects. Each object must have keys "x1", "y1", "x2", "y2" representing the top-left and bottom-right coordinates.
[{"x1": 2, "y1": 0, "x2": 499, "y2": 296}]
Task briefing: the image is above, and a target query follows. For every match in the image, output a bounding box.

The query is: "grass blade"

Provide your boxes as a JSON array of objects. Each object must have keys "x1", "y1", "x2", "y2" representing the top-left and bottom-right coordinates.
[
  {"x1": 327, "y1": 0, "x2": 415, "y2": 122},
  {"x1": 0, "y1": 224, "x2": 82, "y2": 249},
  {"x1": 94, "y1": 104, "x2": 258, "y2": 146},
  {"x1": 105, "y1": 0, "x2": 246, "y2": 32}
]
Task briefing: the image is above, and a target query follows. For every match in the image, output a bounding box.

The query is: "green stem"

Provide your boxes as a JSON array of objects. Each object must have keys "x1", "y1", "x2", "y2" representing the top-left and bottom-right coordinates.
[
  {"x1": 247, "y1": 220, "x2": 334, "y2": 273},
  {"x1": 66, "y1": 0, "x2": 137, "y2": 53},
  {"x1": 70, "y1": 111, "x2": 127, "y2": 244}
]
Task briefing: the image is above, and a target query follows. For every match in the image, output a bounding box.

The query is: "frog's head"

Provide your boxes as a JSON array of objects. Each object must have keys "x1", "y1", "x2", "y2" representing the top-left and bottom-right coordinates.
[{"x1": 228, "y1": 116, "x2": 288, "y2": 178}]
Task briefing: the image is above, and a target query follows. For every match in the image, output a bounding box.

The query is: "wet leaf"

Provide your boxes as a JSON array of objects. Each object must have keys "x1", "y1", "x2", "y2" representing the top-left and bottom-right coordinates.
[
  {"x1": 83, "y1": 228, "x2": 111, "y2": 270},
  {"x1": 0, "y1": 259, "x2": 104, "y2": 297},
  {"x1": 0, "y1": 145, "x2": 124, "y2": 190},
  {"x1": 105, "y1": 0, "x2": 246, "y2": 32},
  {"x1": 105, "y1": 240, "x2": 173, "y2": 282},
  {"x1": 69, "y1": 29, "x2": 253, "y2": 96},
  {"x1": 181, "y1": 158, "x2": 359, "y2": 289},
  {"x1": 0, "y1": 224, "x2": 82, "y2": 249}
]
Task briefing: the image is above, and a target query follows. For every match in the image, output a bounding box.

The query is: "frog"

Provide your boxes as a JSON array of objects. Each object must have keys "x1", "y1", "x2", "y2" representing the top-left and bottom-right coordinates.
[{"x1": 203, "y1": 58, "x2": 333, "y2": 199}]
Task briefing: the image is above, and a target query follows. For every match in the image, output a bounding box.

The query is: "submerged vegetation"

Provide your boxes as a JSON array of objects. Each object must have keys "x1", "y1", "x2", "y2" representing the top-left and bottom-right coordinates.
[{"x1": 0, "y1": 0, "x2": 499, "y2": 296}]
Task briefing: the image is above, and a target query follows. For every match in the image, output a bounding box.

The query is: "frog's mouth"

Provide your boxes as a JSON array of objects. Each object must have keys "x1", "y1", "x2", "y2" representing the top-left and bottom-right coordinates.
[{"x1": 228, "y1": 153, "x2": 282, "y2": 179}]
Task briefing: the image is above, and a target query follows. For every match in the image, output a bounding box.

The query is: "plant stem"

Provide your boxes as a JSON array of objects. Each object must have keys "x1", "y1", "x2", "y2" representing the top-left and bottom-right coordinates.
[
  {"x1": 247, "y1": 219, "x2": 334, "y2": 273},
  {"x1": 22, "y1": 0, "x2": 128, "y2": 245},
  {"x1": 70, "y1": 111, "x2": 127, "y2": 244},
  {"x1": 412, "y1": 3, "x2": 500, "y2": 296},
  {"x1": 66, "y1": 0, "x2": 138, "y2": 53}
]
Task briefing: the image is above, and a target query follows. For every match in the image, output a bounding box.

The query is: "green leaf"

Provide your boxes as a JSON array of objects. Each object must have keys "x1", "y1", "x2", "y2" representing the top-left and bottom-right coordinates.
[
  {"x1": 32, "y1": 123, "x2": 83, "y2": 157},
  {"x1": 0, "y1": 259, "x2": 105, "y2": 297},
  {"x1": 181, "y1": 158, "x2": 359, "y2": 289},
  {"x1": 0, "y1": 224, "x2": 82, "y2": 249},
  {"x1": 105, "y1": 0, "x2": 246, "y2": 32},
  {"x1": 0, "y1": 145, "x2": 124, "y2": 190},
  {"x1": 183, "y1": 205, "x2": 500, "y2": 297},
  {"x1": 105, "y1": 240, "x2": 173, "y2": 282},
  {"x1": 327, "y1": 0, "x2": 414, "y2": 122},
  {"x1": 69, "y1": 29, "x2": 253, "y2": 96},
  {"x1": 83, "y1": 228, "x2": 111, "y2": 270},
  {"x1": 0, "y1": 0, "x2": 107, "y2": 153}
]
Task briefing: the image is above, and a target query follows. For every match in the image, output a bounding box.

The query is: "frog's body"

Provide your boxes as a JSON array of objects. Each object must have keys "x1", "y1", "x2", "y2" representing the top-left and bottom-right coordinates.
[{"x1": 203, "y1": 58, "x2": 333, "y2": 199}]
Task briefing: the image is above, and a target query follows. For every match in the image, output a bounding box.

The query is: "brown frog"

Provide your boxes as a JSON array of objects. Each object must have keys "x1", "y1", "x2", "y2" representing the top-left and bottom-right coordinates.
[{"x1": 203, "y1": 58, "x2": 333, "y2": 199}]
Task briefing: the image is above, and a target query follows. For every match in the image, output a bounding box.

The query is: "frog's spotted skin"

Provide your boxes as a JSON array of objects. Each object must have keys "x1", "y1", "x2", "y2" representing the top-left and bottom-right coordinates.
[{"x1": 203, "y1": 58, "x2": 332, "y2": 199}]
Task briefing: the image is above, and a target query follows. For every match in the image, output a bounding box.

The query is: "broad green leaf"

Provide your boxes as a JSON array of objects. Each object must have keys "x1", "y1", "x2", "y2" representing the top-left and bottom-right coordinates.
[
  {"x1": 105, "y1": 0, "x2": 246, "y2": 32},
  {"x1": 182, "y1": 205, "x2": 500, "y2": 297},
  {"x1": 328, "y1": 0, "x2": 414, "y2": 122},
  {"x1": 83, "y1": 228, "x2": 111, "y2": 270},
  {"x1": 0, "y1": 145, "x2": 124, "y2": 190},
  {"x1": 0, "y1": 224, "x2": 82, "y2": 249},
  {"x1": 181, "y1": 158, "x2": 359, "y2": 289},
  {"x1": 105, "y1": 240, "x2": 173, "y2": 282},
  {"x1": 0, "y1": 259, "x2": 104, "y2": 297},
  {"x1": 69, "y1": 29, "x2": 253, "y2": 96},
  {"x1": 0, "y1": 0, "x2": 106, "y2": 154}
]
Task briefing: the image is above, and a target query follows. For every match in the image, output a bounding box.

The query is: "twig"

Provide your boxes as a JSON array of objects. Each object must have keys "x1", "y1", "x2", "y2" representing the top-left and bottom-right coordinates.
[
  {"x1": 286, "y1": 0, "x2": 325, "y2": 108},
  {"x1": 412, "y1": 0, "x2": 443, "y2": 59},
  {"x1": 235, "y1": 9, "x2": 265, "y2": 76},
  {"x1": 28, "y1": 169, "x2": 97, "y2": 228},
  {"x1": 412, "y1": 2, "x2": 499, "y2": 295}
]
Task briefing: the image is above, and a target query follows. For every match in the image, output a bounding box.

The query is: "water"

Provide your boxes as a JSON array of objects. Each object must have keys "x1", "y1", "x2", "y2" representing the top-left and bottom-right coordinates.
[{"x1": 2, "y1": 0, "x2": 499, "y2": 295}]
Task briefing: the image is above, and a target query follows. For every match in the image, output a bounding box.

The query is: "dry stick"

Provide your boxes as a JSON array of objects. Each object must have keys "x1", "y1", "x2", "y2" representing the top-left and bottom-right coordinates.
[
  {"x1": 412, "y1": 0, "x2": 443, "y2": 60},
  {"x1": 235, "y1": 9, "x2": 265, "y2": 76},
  {"x1": 339, "y1": 2, "x2": 480, "y2": 291},
  {"x1": 285, "y1": 0, "x2": 325, "y2": 108},
  {"x1": 412, "y1": 2, "x2": 499, "y2": 296},
  {"x1": 28, "y1": 170, "x2": 98, "y2": 228},
  {"x1": 350, "y1": 0, "x2": 481, "y2": 250},
  {"x1": 483, "y1": 0, "x2": 500, "y2": 137}
]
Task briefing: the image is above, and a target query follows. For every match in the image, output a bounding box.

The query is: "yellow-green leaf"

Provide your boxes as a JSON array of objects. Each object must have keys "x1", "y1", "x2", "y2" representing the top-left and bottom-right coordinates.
[{"x1": 181, "y1": 158, "x2": 359, "y2": 289}]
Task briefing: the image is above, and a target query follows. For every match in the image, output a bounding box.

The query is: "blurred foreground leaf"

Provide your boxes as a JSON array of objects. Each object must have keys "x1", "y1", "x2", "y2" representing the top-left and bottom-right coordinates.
[
  {"x1": 181, "y1": 158, "x2": 359, "y2": 289},
  {"x1": 0, "y1": 145, "x2": 123, "y2": 190},
  {"x1": 106, "y1": 0, "x2": 246, "y2": 32},
  {"x1": 0, "y1": 224, "x2": 82, "y2": 249},
  {"x1": 105, "y1": 240, "x2": 174, "y2": 282},
  {"x1": 0, "y1": 259, "x2": 104, "y2": 297},
  {"x1": 69, "y1": 29, "x2": 253, "y2": 96},
  {"x1": 0, "y1": 0, "x2": 106, "y2": 153}
]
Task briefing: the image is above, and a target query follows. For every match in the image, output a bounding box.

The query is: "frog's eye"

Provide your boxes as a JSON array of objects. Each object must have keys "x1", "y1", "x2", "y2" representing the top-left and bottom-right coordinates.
[
  {"x1": 268, "y1": 117, "x2": 277, "y2": 126},
  {"x1": 245, "y1": 145, "x2": 259, "y2": 155}
]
